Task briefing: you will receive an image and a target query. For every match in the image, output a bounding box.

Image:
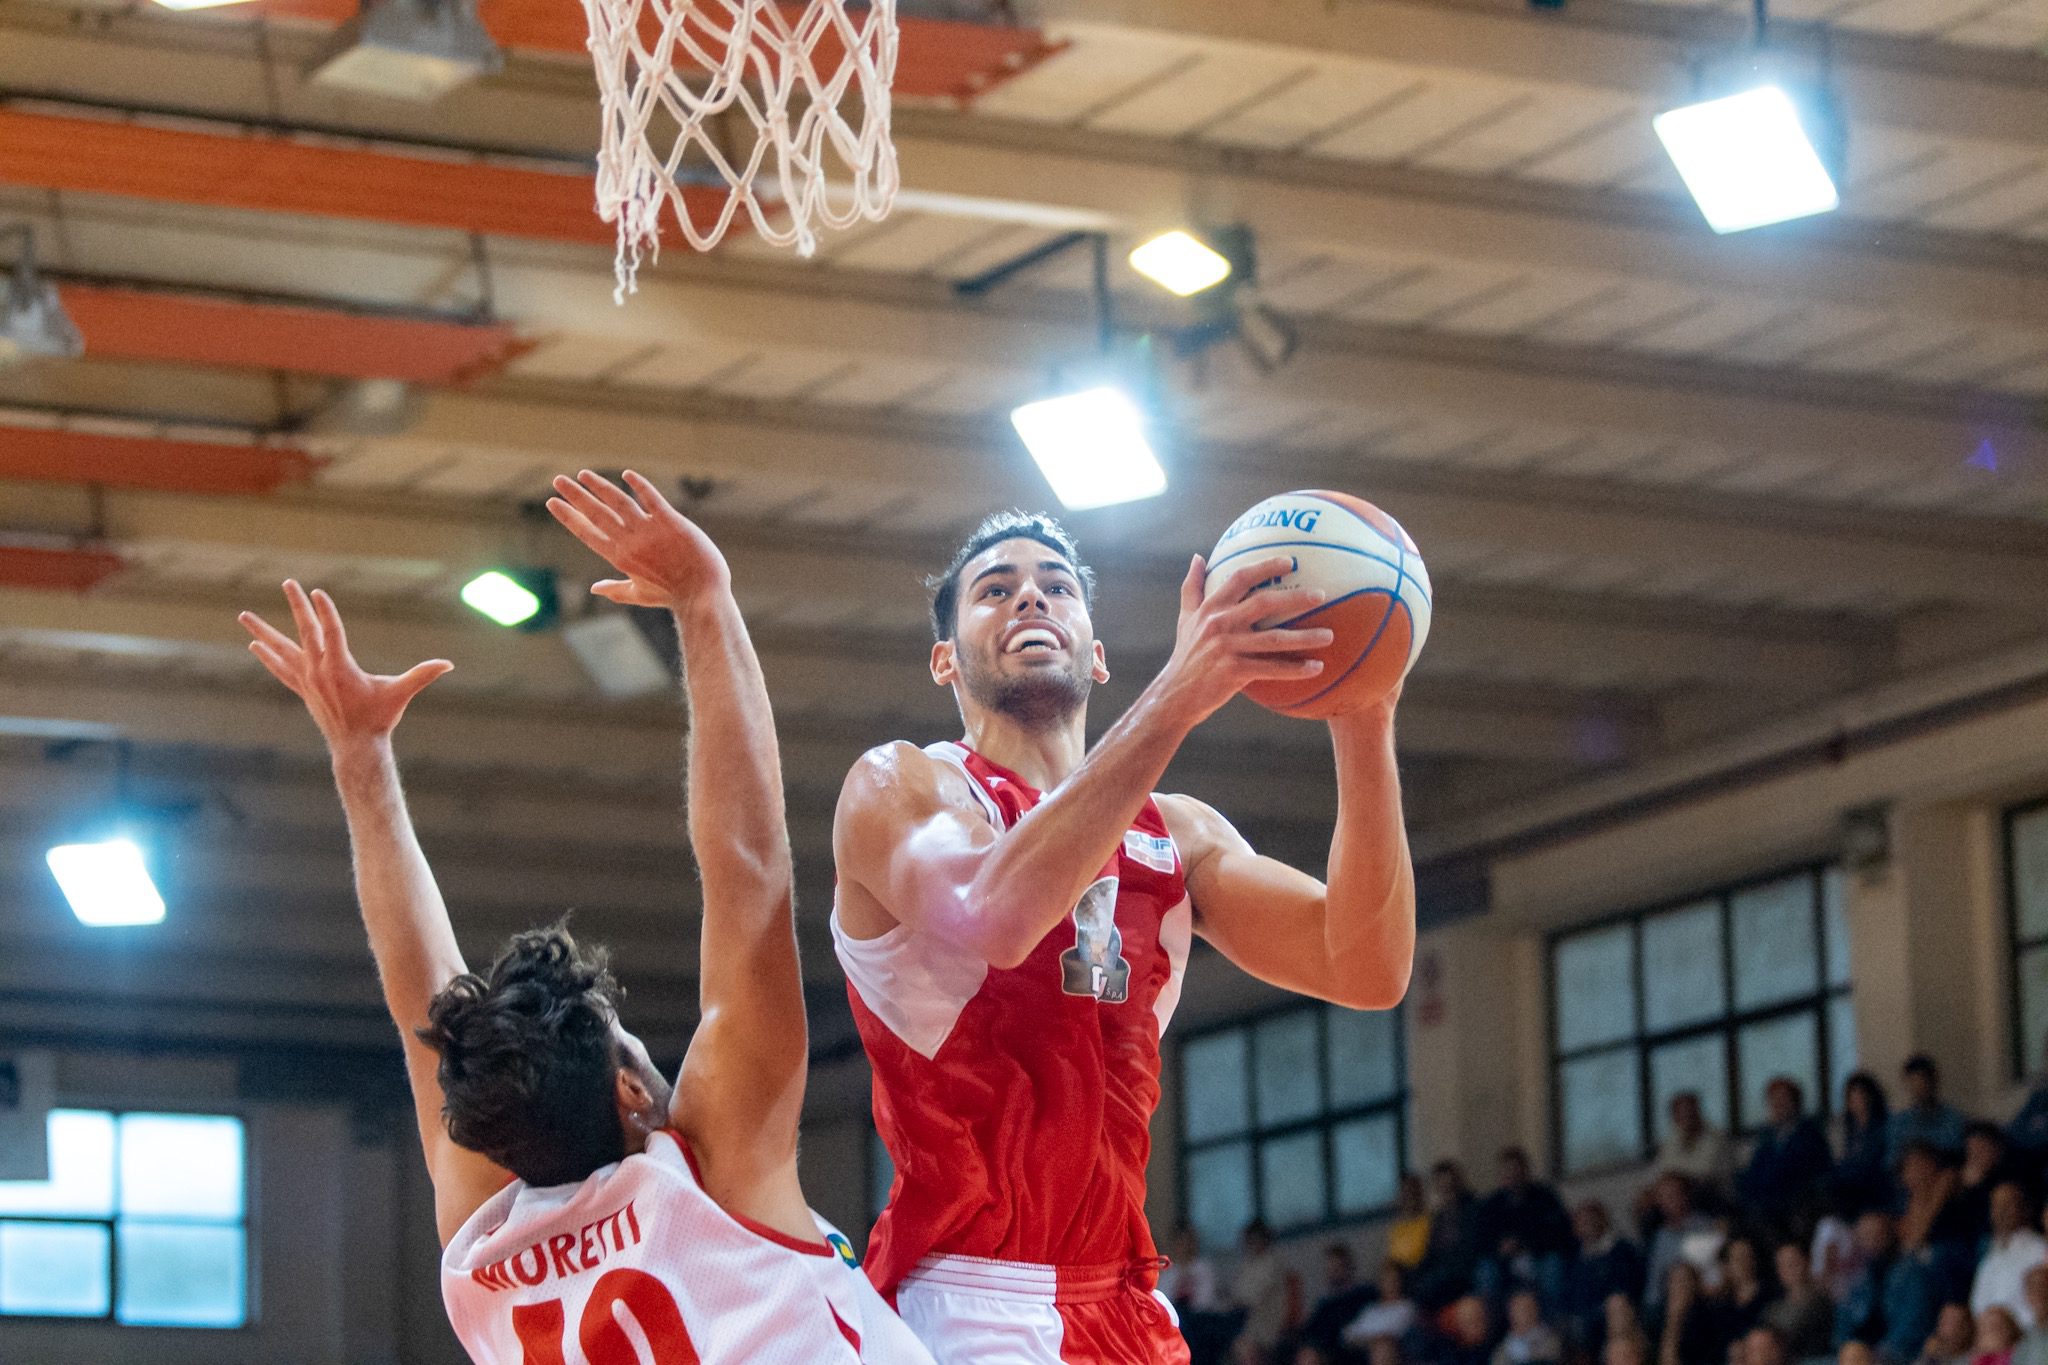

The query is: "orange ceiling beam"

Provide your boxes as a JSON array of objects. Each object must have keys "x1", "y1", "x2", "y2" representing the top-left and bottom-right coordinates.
[
  {"x1": 59, "y1": 285, "x2": 530, "y2": 386},
  {"x1": 0, "y1": 427, "x2": 320, "y2": 496},
  {"x1": 0, "y1": 108, "x2": 726, "y2": 244},
  {"x1": 250, "y1": 0, "x2": 1064, "y2": 102},
  {"x1": 0, "y1": 543, "x2": 127, "y2": 592}
]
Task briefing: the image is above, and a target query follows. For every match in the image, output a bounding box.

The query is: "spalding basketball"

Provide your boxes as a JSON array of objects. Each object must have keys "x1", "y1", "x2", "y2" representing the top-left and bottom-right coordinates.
[{"x1": 1204, "y1": 490, "x2": 1432, "y2": 719}]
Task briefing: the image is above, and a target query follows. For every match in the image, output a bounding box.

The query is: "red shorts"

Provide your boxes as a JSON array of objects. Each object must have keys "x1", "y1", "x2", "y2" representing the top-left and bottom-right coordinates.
[{"x1": 893, "y1": 1255, "x2": 1190, "y2": 1365}]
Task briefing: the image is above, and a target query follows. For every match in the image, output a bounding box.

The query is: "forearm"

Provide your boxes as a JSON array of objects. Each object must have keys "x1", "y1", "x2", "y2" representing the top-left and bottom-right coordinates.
[
  {"x1": 1322, "y1": 708, "x2": 1417, "y2": 1002},
  {"x1": 329, "y1": 737, "x2": 465, "y2": 1031}
]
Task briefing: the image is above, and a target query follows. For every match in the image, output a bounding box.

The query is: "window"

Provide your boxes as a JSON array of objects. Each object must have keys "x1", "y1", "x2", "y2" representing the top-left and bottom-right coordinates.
[
  {"x1": 1549, "y1": 865, "x2": 1853, "y2": 1176},
  {"x1": 2007, "y1": 802, "x2": 2048, "y2": 1077},
  {"x1": 1178, "y1": 1003, "x2": 1406, "y2": 1251},
  {"x1": 0, "y1": 1109, "x2": 247, "y2": 1327}
]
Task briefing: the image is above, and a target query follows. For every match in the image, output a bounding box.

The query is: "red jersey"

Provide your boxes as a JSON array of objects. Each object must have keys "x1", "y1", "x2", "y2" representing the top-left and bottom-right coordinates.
[{"x1": 833, "y1": 741, "x2": 1194, "y2": 1297}]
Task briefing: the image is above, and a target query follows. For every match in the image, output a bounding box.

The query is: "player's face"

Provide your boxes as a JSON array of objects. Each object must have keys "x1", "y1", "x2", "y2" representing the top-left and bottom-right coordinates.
[{"x1": 935, "y1": 538, "x2": 1107, "y2": 729}]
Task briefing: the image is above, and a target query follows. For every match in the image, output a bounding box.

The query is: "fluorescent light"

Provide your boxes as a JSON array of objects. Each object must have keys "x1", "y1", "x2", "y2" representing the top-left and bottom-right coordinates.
[
  {"x1": 1128, "y1": 230, "x2": 1233, "y2": 297},
  {"x1": 461, "y1": 571, "x2": 541, "y2": 627},
  {"x1": 151, "y1": 0, "x2": 259, "y2": 10},
  {"x1": 46, "y1": 840, "x2": 165, "y2": 927},
  {"x1": 1653, "y1": 85, "x2": 1840, "y2": 234},
  {"x1": 1009, "y1": 385, "x2": 1167, "y2": 511}
]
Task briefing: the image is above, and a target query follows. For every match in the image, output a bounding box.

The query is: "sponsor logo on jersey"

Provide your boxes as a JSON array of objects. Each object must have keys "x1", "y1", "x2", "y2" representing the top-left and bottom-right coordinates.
[
  {"x1": 1220, "y1": 505, "x2": 1322, "y2": 542},
  {"x1": 827, "y1": 1231, "x2": 860, "y2": 1268},
  {"x1": 1123, "y1": 830, "x2": 1177, "y2": 874},
  {"x1": 1060, "y1": 875, "x2": 1131, "y2": 1004}
]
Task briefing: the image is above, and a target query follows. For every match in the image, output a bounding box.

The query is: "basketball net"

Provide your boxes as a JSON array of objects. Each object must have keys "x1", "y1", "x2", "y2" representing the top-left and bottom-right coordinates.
[{"x1": 581, "y1": 0, "x2": 901, "y2": 300}]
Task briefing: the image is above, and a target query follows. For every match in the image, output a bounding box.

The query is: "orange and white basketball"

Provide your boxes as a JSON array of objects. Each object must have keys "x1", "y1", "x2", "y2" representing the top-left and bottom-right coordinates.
[{"x1": 1204, "y1": 490, "x2": 1432, "y2": 720}]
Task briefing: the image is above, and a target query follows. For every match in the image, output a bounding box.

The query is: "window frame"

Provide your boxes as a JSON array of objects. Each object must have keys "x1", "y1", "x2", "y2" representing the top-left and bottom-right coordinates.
[
  {"x1": 1176, "y1": 1000, "x2": 1408, "y2": 1241},
  {"x1": 1546, "y1": 862, "x2": 1851, "y2": 1179},
  {"x1": 2005, "y1": 797, "x2": 2048, "y2": 1081},
  {"x1": 0, "y1": 1106, "x2": 252, "y2": 1330}
]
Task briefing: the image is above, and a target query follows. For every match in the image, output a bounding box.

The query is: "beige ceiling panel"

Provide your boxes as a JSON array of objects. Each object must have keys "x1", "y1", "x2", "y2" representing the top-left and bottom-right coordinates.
[
  {"x1": 825, "y1": 212, "x2": 1011, "y2": 275},
  {"x1": 605, "y1": 341, "x2": 761, "y2": 392},
  {"x1": 1719, "y1": 305, "x2": 1882, "y2": 367},
  {"x1": 506, "y1": 335, "x2": 663, "y2": 385},
  {"x1": 970, "y1": 27, "x2": 1194, "y2": 125},
  {"x1": 1310, "y1": 79, "x2": 1532, "y2": 164},
  {"x1": 1805, "y1": 317, "x2": 1980, "y2": 373},
  {"x1": 899, "y1": 368, "x2": 1026, "y2": 418},
  {"x1": 1895, "y1": 328, "x2": 2048, "y2": 387},
  {"x1": 1919, "y1": 163, "x2": 2048, "y2": 233},
  {"x1": 411, "y1": 453, "x2": 551, "y2": 500},
  {"x1": 797, "y1": 357, "x2": 965, "y2": 409},
  {"x1": 1198, "y1": 63, "x2": 1428, "y2": 153},
  {"x1": 1515, "y1": 117, "x2": 1664, "y2": 187},
  {"x1": 1628, "y1": 295, "x2": 1803, "y2": 356},
  {"x1": 1417, "y1": 90, "x2": 1646, "y2": 179},
  {"x1": 927, "y1": 224, "x2": 1077, "y2": 282},
  {"x1": 1082, "y1": 48, "x2": 1317, "y2": 140},
  {"x1": 316, "y1": 442, "x2": 460, "y2": 491},
  {"x1": 1339, "y1": 263, "x2": 1533, "y2": 327},
  {"x1": 1430, "y1": 273, "x2": 1633, "y2": 337},
  {"x1": 1940, "y1": 0, "x2": 2048, "y2": 47},
  {"x1": 1851, "y1": 142, "x2": 2046, "y2": 223},
  {"x1": 1531, "y1": 281, "x2": 1707, "y2": 347},
  {"x1": 1844, "y1": 0, "x2": 2021, "y2": 34}
]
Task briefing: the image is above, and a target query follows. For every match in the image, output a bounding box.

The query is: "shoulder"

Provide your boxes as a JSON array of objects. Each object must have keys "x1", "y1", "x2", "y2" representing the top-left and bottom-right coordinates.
[
  {"x1": 837, "y1": 742, "x2": 975, "y2": 822},
  {"x1": 1156, "y1": 791, "x2": 1248, "y2": 857}
]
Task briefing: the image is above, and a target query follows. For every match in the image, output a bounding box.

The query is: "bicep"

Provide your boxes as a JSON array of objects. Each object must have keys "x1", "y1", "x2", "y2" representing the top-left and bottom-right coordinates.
[
  {"x1": 1171, "y1": 798, "x2": 1343, "y2": 1001},
  {"x1": 835, "y1": 746, "x2": 1001, "y2": 950}
]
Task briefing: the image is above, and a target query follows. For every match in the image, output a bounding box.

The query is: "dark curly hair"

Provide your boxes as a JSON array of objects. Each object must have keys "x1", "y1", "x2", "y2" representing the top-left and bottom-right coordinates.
[
  {"x1": 418, "y1": 923, "x2": 629, "y2": 1187},
  {"x1": 926, "y1": 510, "x2": 1096, "y2": 642}
]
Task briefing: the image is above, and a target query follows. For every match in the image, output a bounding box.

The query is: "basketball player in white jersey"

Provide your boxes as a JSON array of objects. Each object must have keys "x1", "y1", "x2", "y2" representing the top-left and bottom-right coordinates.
[
  {"x1": 831, "y1": 512, "x2": 1416, "y2": 1364},
  {"x1": 240, "y1": 469, "x2": 934, "y2": 1365}
]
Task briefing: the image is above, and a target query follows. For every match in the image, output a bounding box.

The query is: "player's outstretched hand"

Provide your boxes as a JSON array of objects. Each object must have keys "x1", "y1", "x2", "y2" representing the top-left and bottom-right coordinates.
[
  {"x1": 547, "y1": 469, "x2": 731, "y2": 610},
  {"x1": 239, "y1": 581, "x2": 452, "y2": 750},
  {"x1": 1153, "y1": 554, "x2": 1334, "y2": 728}
]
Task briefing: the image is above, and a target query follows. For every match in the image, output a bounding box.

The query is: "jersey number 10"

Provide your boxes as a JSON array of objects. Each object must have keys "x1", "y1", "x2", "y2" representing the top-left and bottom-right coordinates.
[{"x1": 511, "y1": 1268, "x2": 700, "y2": 1364}]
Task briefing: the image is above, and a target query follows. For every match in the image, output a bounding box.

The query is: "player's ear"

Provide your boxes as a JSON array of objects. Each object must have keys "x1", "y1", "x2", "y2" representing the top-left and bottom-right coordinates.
[
  {"x1": 930, "y1": 639, "x2": 957, "y2": 687},
  {"x1": 1090, "y1": 640, "x2": 1109, "y2": 684},
  {"x1": 615, "y1": 1065, "x2": 654, "y2": 1119}
]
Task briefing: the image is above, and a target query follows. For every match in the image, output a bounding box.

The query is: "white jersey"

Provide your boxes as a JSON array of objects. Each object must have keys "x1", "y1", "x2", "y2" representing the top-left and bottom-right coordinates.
[{"x1": 441, "y1": 1128, "x2": 935, "y2": 1365}]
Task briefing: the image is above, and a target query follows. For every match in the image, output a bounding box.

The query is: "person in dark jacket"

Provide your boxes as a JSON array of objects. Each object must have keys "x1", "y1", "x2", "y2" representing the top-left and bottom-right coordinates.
[
  {"x1": 2009, "y1": 1038, "x2": 2048, "y2": 1163},
  {"x1": 1839, "y1": 1073, "x2": 1898, "y2": 1220},
  {"x1": 1477, "y1": 1147, "x2": 1576, "y2": 1314},
  {"x1": 1740, "y1": 1077, "x2": 1835, "y2": 1238},
  {"x1": 1415, "y1": 1161, "x2": 1487, "y2": 1312},
  {"x1": 1563, "y1": 1201, "x2": 1647, "y2": 1358},
  {"x1": 1838, "y1": 1211, "x2": 1945, "y2": 1365}
]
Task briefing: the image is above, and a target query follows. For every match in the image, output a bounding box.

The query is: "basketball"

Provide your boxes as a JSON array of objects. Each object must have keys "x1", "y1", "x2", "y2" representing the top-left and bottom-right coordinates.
[{"x1": 1204, "y1": 490, "x2": 1432, "y2": 720}]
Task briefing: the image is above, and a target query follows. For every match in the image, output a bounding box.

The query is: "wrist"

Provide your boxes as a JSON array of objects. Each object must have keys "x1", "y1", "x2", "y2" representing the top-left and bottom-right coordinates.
[
  {"x1": 329, "y1": 732, "x2": 396, "y2": 778},
  {"x1": 1134, "y1": 670, "x2": 1206, "y2": 743}
]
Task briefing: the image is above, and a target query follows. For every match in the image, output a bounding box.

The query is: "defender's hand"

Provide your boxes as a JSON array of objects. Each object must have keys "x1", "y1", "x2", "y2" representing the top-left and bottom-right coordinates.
[
  {"x1": 239, "y1": 581, "x2": 451, "y2": 749},
  {"x1": 547, "y1": 469, "x2": 731, "y2": 610},
  {"x1": 1150, "y1": 554, "x2": 1334, "y2": 728}
]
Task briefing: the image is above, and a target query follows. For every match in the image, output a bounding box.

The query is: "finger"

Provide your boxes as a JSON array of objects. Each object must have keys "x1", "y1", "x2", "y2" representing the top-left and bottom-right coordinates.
[
  {"x1": 575, "y1": 469, "x2": 643, "y2": 523},
  {"x1": 247, "y1": 640, "x2": 302, "y2": 689},
  {"x1": 590, "y1": 579, "x2": 637, "y2": 603},
  {"x1": 390, "y1": 659, "x2": 454, "y2": 702},
  {"x1": 237, "y1": 610, "x2": 303, "y2": 661},
  {"x1": 310, "y1": 589, "x2": 350, "y2": 662},
  {"x1": 282, "y1": 580, "x2": 325, "y2": 657},
  {"x1": 619, "y1": 469, "x2": 679, "y2": 519},
  {"x1": 546, "y1": 496, "x2": 612, "y2": 551},
  {"x1": 1245, "y1": 657, "x2": 1325, "y2": 681},
  {"x1": 1224, "y1": 586, "x2": 1327, "y2": 626},
  {"x1": 1214, "y1": 555, "x2": 1301, "y2": 604},
  {"x1": 1236, "y1": 627, "x2": 1336, "y2": 654},
  {"x1": 550, "y1": 475, "x2": 627, "y2": 533},
  {"x1": 1180, "y1": 555, "x2": 1204, "y2": 615}
]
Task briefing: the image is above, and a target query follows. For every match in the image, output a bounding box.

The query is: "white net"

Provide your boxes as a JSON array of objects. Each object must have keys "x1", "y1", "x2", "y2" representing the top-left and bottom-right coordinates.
[{"x1": 581, "y1": 0, "x2": 900, "y2": 300}]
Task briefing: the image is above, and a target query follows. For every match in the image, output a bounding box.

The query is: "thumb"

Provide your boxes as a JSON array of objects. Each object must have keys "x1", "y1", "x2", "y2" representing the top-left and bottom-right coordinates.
[
  {"x1": 1180, "y1": 555, "x2": 1206, "y2": 616},
  {"x1": 590, "y1": 579, "x2": 637, "y2": 604},
  {"x1": 393, "y1": 659, "x2": 454, "y2": 701}
]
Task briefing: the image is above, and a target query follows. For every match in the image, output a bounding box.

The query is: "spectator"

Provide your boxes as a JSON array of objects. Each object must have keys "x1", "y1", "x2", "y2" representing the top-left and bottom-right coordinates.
[
  {"x1": 1889, "y1": 1058, "x2": 1969, "y2": 1171},
  {"x1": 1837, "y1": 1212, "x2": 1942, "y2": 1365},
  {"x1": 2012, "y1": 1269, "x2": 2048, "y2": 1365},
  {"x1": 1723, "y1": 1237, "x2": 1780, "y2": 1342},
  {"x1": 1164, "y1": 1221, "x2": 1227, "y2": 1313},
  {"x1": 1344, "y1": 1262, "x2": 1422, "y2": 1354},
  {"x1": 2010, "y1": 1040, "x2": 2048, "y2": 1164},
  {"x1": 1819, "y1": 1192, "x2": 1878, "y2": 1306},
  {"x1": 1839, "y1": 1074, "x2": 1898, "y2": 1220},
  {"x1": 1416, "y1": 1162, "x2": 1487, "y2": 1311},
  {"x1": 1897, "y1": 1144, "x2": 1980, "y2": 1302},
  {"x1": 1233, "y1": 1221, "x2": 1297, "y2": 1365},
  {"x1": 1918, "y1": 1303, "x2": 1976, "y2": 1365},
  {"x1": 1742, "y1": 1077, "x2": 1836, "y2": 1237},
  {"x1": 1390, "y1": 1175, "x2": 1434, "y2": 1272},
  {"x1": 1745, "y1": 1325, "x2": 1793, "y2": 1365},
  {"x1": 1978, "y1": 1309, "x2": 2022, "y2": 1365},
  {"x1": 1564, "y1": 1201, "x2": 1648, "y2": 1355},
  {"x1": 1972, "y1": 1185, "x2": 2048, "y2": 1329},
  {"x1": 1295, "y1": 1243, "x2": 1374, "y2": 1363},
  {"x1": 1646, "y1": 1175, "x2": 1727, "y2": 1314},
  {"x1": 1657, "y1": 1093, "x2": 1736, "y2": 1196},
  {"x1": 1768, "y1": 1240, "x2": 1839, "y2": 1357},
  {"x1": 1959, "y1": 1126, "x2": 2024, "y2": 1237},
  {"x1": 1493, "y1": 1290, "x2": 1564, "y2": 1365},
  {"x1": 1607, "y1": 1292, "x2": 1648, "y2": 1354},
  {"x1": 1435, "y1": 1296, "x2": 1495, "y2": 1365},
  {"x1": 1606, "y1": 1332, "x2": 1652, "y2": 1365},
  {"x1": 1479, "y1": 1148, "x2": 1576, "y2": 1311},
  {"x1": 1653, "y1": 1262, "x2": 1731, "y2": 1365}
]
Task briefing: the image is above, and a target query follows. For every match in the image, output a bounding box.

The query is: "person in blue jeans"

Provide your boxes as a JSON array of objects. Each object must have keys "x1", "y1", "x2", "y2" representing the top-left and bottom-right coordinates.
[{"x1": 1476, "y1": 1147, "x2": 1575, "y2": 1318}]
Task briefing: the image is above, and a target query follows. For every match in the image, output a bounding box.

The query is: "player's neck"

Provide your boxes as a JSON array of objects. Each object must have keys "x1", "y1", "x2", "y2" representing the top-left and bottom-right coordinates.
[{"x1": 961, "y1": 706, "x2": 1088, "y2": 792}]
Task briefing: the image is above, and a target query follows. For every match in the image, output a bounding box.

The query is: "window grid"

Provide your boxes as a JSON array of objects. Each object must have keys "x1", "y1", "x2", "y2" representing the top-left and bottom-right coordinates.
[
  {"x1": 1548, "y1": 865, "x2": 1851, "y2": 1178},
  {"x1": 2005, "y1": 798, "x2": 2048, "y2": 1080},
  {"x1": 1178, "y1": 1002, "x2": 1407, "y2": 1241},
  {"x1": 0, "y1": 1110, "x2": 248, "y2": 1329}
]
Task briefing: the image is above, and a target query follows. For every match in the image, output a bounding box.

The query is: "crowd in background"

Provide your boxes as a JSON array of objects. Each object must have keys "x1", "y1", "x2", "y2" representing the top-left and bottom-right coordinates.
[{"x1": 1163, "y1": 1051, "x2": 2048, "y2": 1365}]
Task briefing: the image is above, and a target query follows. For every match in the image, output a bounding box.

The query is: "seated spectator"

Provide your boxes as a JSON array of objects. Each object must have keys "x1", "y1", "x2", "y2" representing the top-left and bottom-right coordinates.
[
  {"x1": 1296, "y1": 1243, "x2": 1374, "y2": 1362},
  {"x1": 1658, "y1": 1092, "x2": 1737, "y2": 1198},
  {"x1": 1745, "y1": 1325, "x2": 1793, "y2": 1365},
  {"x1": 1837, "y1": 1211, "x2": 1942, "y2": 1365},
  {"x1": 2009, "y1": 1039, "x2": 2048, "y2": 1164},
  {"x1": 1344, "y1": 1263, "x2": 1423, "y2": 1354},
  {"x1": 1767, "y1": 1240, "x2": 1839, "y2": 1358},
  {"x1": 1233, "y1": 1221, "x2": 1298, "y2": 1365},
  {"x1": 1723, "y1": 1237, "x2": 1780, "y2": 1341},
  {"x1": 1897, "y1": 1144, "x2": 1981, "y2": 1304},
  {"x1": 1493, "y1": 1290, "x2": 1564, "y2": 1365},
  {"x1": 2012, "y1": 1269, "x2": 2048, "y2": 1365},
  {"x1": 1977, "y1": 1309, "x2": 2022, "y2": 1365},
  {"x1": 1164, "y1": 1221, "x2": 1227, "y2": 1313},
  {"x1": 1654, "y1": 1262, "x2": 1732, "y2": 1365},
  {"x1": 1819, "y1": 1193, "x2": 1877, "y2": 1306},
  {"x1": 1918, "y1": 1303, "x2": 1976, "y2": 1365},
  {"x1": 1416, "y1": 1162, "x2": 1487, "y2": 1312},
  {"x1": 1434, "y1": 1296, "x2": 1495, "y2": 1365},
  {"x1": 1390, "y1": 1175, "x2": 1435, "y2": 1272},
  {"x1": 1741, "y1": 1078, "x2": 1836, "y2": 1238},
  {"x1": 1959, "y1": 1127, "x2": 2024, "y2": 1238},
  {"x1": 1648, "y1": 1175, "x2": 1728, "y2": 1314},
  {"x1": 1972, "y1": 1185, "x2": 2048, "y2": 1329},
  {"x1": 1889, "y1": 1058, "x2": 1969, "y2": 1172},
  {"x1": 1478, "y1": 1147, "x2": 1576, "y2": 1312},
  {"x1": 1565, "y1": 1201, "x2": 1648, "y2": 1355},
  {"x1": 1839, "y1": 1075, "x2": 1899, "y2": 1222}
]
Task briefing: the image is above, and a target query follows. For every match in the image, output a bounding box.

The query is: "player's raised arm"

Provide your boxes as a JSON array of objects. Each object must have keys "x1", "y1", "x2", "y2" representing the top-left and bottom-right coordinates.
[
  {"x1": 238, "y1": 582, "x2": 511, "y2": 1242},
  {"x1": 546, "y1": 471, "x2": 806, "y2": 1210},
  {"x1": 1161, "y1": 692, "x2": 1416, "y2": 1011},
  {"x1": 835, "y1": 554, "x2": 1334, "y2": 969}
]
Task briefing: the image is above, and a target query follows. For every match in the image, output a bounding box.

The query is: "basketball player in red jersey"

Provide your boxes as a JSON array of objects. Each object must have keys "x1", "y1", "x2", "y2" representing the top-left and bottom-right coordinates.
[
  {"x1": 832, "y1": 512, "x2": 1417, "y2": 1365},
  {"x1": 240, "y1": 470, "x2": 934, "y2": 1364}
]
